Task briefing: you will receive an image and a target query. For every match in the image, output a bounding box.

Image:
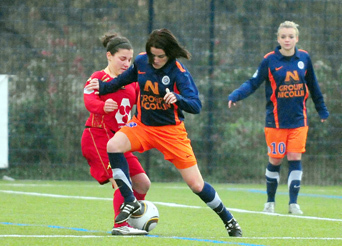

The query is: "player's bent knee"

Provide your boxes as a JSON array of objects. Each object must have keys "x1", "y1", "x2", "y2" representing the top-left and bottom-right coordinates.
[
  {"x1": 188, "y1": 181, "x2": 204, "y2": 194},
  {"x1": 269, "y1": 157, "x2": 283, "y2": 165},
  {"x1": 107, "y1": 133, "x2": 131, "y2": 153},
  {"x1": 107, "y1": 139, "x2": 123, "y2": 152},
  {"x1": 132, "y1": 174, "x2": 151, "y2": 194}
]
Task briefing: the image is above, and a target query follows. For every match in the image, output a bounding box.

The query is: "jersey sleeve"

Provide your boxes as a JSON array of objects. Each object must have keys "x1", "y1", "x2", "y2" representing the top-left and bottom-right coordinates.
[
  {"x1": 83, "y1": 73, "x2": 106, "y2": 114},
  {"x1": 133, "y1": 82, "x2": 139, "y2": 104},
  {"x1": 174, "y1": 68, "x2": 202, "y2": 114},
  {"x1": 228, "y1": 58, "x2": 269, "y2": 102},
  {"x1": 99, "y1": 62, "x2": 138, "y2": 95},
  {"x1": 305, "y1": 56, "x2": 329, "y2": 119}
]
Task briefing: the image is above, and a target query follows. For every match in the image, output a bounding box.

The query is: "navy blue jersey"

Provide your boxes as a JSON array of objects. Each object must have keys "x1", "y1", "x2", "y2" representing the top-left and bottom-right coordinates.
[
  {"x1": 228, "y1": 46, "x2": 329, "y2": 128},
  {"x1": 98, "y1": 52, "x2": 202, "y2": 126}
]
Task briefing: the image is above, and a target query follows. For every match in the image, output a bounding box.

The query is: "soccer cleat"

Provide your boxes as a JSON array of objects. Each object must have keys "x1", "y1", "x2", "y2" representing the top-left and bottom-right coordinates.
[
  {"x1": 132, "y1": 201, "x2": 145, "y2": 216},
  {"x1": 225, "y1": 218, "x2": 242, "y2": 237},
  {"x1": 115, "y1": 198, "x2": 141, "y2": 224},
  {"x1": 289, "y1": 203, "x2": 303, "y2": 215},
  {"x1": 263, "y1": 202, "x2": 275, "y2": 213},
  {"x1": 111, "y1": 226, "x2": 148, "y2": 235}
]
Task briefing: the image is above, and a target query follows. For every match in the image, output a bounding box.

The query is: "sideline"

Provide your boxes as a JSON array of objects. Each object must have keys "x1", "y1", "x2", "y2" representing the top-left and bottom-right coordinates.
[{"x1": 1, "y1": 233, "x2": 341, "y2": 242}]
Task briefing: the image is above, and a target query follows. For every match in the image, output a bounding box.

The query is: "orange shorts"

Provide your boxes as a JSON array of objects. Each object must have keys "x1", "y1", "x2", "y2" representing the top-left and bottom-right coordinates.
[
  {"x1": 119, "y1": 116, "x2": 197, "y2": 169},
  {"x1": 264, "y1": 126, "x2": 309, "y2": 158}
]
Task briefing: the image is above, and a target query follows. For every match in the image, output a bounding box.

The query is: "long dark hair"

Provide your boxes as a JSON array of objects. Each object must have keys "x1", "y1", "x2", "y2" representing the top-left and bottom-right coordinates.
[{"x1": 145, "y1": 28, "x2": 191, "y2": 64}]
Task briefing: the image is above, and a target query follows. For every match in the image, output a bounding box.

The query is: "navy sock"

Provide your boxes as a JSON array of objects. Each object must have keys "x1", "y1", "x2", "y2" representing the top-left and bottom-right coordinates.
[
  {"x1": 196, "y1": 182, "x2": 233, "y2": 222},
  {"x1": 265, "y1": 163, "x2": 281, "y2": 202},
  {"x1": 288, "y1": 160, "x2": 302, "y2": 204},
  {"x1": 108, "y1": 152, "x2": 135, "y2": 202}
]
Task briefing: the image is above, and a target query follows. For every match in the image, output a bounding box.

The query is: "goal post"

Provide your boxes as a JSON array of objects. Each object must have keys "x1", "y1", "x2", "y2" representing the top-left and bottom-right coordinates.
[{"x1": 0, "y1": 75, "x2": 8, "y2": 169}]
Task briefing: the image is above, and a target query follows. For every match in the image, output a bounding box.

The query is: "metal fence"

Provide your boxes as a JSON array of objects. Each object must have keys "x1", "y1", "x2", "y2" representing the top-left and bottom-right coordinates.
[{"x1": 0, "y1": 0, "x2": 341, "y2": 185}]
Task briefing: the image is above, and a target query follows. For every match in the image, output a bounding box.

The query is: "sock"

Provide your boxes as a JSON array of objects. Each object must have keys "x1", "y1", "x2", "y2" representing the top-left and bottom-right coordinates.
[
  {"x1": 288, "y1": 160, "x2": 302, "y2": 204},
  {"x1": 113, "y1": 189, "x2": 129, "y2": 228},
  {"x1": 109, "y1": 152, "x2": 135, "y2": 202},
  {"x1": 195, "y1": 182, "x2": 233, "y2": 222},
  {"x1": 265, "y1": 163, "x2": 280, "y2": 203},
  {"x1": 113, "y1": 189, "x2": 144, "y2": 228},
  {"x1": 133, "y1": 190, "x2": 146, "y2": 201}
]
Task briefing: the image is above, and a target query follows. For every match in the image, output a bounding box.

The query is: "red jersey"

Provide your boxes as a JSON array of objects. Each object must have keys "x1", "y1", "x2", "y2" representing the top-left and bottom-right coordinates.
[{"x1": 83, "y1": 70, "x2": 139, "y2": 132}]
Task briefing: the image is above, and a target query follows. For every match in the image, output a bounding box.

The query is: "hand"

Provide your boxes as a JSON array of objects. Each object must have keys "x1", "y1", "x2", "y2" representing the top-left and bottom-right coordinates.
[
  {"x1": 228, "y1": 100, "x2": 236, "y2": 108},
  {"x1": 104, "y1": 99, "x2": 118, "y2": 113},
  {"x1": 85, "y1": 78, "x2": 100, "y2": 92},
  {"x1": 321, "y1": 119, "x2": 327, "y2": 123},
  {"x1": 164, "y1": 88, "x2": 177, "y2": 104}
]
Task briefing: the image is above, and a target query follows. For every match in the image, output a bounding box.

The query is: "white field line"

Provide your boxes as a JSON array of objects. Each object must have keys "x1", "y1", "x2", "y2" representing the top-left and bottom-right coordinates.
[
  {"x1": 0, "y1": 235, "x2": 114, "y2": 238},
  {"x1": 1, "y1": 189, "x2": 342, "y2": 223},
  {"x1": 0, "y1": 183, "x2": 101, "y2": 187},
  {"x1": 0, "y1": 235, "x2": 341, "y2": 241}
]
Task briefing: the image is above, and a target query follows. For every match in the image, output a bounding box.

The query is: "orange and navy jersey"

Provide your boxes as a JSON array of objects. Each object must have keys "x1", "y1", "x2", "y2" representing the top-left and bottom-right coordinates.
[
  {"x1": 228, "y1": 46, "x2": 329, "y2": 129},
  {"x1": 98, "y1": 53, "x2": 202, "y2": 126},
  {"x1": 83, "y1": 70, "x2": 139, "y2": 132}
]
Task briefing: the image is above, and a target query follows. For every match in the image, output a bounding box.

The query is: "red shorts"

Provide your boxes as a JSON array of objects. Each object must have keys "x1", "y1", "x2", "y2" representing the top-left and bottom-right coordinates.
[
  {"x1": 264, "y1": 126, "x2": 309, "y2": 158},
  {"x1": 81, "y1": 127, "x2": 145, "y2": 184},
  {"x1": 119, "y1": 116, "x2": 197, "y2": 169}
]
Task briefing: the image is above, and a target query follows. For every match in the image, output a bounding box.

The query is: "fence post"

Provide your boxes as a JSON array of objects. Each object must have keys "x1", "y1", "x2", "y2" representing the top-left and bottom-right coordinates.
[{"x1": 206, "y1": 0, "x2": 215, "y2": 174}]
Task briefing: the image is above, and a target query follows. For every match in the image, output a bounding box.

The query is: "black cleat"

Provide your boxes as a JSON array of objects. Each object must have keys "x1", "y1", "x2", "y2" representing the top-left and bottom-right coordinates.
[
  {"x1": 115, "y1": 198, "x2": 141, "y2": 224},
  {"x1": 225, "y1": 218, "x2": 242, "y2": 237}
]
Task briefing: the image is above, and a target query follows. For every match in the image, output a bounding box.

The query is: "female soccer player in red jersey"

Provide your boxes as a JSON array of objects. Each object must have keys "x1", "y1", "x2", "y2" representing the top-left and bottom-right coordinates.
[
  {"x1": 86, "y1": 28, "x2": 242, "y2": 237},
  {"x1": 81, "y1": 32, "x2": 150, "y2": 235},
  {"x1": 228, "y1": 21, "x2": 329, "y2": 214}
]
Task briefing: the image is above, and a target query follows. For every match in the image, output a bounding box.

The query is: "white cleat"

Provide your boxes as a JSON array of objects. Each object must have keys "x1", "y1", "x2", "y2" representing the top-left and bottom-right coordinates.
[
  {"x1": 263, "y1": 202, "x2": 275, "y2": 213},
  {"x1": 289, "y1": 203, "x2": 303, "y2": 215},
  {"x1": 111, "y1": 226, "x2": 148, "y2": 236}
]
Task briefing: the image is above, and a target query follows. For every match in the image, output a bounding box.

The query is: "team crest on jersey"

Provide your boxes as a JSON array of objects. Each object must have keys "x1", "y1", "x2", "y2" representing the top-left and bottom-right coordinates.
[
  {"x1": 126, "y1": 122, "x2": 137, "y2": 127},
  {"x1": 162, "y1": 76, "x2": 170, "y2": 85},
  {"x1": 298, "y1": 61, "x2": 304, "y2": 69}
]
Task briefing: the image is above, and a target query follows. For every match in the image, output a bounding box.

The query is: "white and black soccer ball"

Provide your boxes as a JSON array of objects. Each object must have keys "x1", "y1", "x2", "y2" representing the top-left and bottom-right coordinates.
[{"x1": 128, "y1": 200, "x2": 159, "y2": 232}]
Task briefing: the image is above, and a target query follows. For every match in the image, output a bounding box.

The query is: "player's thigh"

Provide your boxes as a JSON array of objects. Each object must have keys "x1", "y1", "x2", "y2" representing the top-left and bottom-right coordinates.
[
  {"x1": 156, "y1": 128, "x2": 197, "y2": 169},
  {"x1": 117, "y1": 121, "x2": 148, "y2": 152},
  {"x1": 287, "y1": 126, "x2": 308, "y2": 153},
  {"x1": 264, "y1": 127, "x2": 288, "y2": 159},
  {"x1": 81, "y1": 128, "x2": 112, "y2": 164},
  {"x1": 81, "y1": 128, "x2": 113, "y2": 184},
  {"x1": 107, "y1": 131, "x2": 132, "y2": 152}
]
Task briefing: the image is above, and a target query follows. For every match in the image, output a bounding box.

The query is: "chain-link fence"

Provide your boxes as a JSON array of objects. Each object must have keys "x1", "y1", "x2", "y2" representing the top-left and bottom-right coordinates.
[{"x1": 0, "y1": 0, "x2": 341, "y2": 185}]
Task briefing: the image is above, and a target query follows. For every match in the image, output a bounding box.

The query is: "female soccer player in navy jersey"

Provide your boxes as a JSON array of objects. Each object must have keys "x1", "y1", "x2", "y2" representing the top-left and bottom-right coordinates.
[
  {"x1": 81, "y1": 32, "x2": 150, "y2": 235},
  {"x1": 86, "y1": 28, "x2": 242, "y2": 237},
  {"x1": 228, "y1": 21, "x2": 329, "y2": 215}
]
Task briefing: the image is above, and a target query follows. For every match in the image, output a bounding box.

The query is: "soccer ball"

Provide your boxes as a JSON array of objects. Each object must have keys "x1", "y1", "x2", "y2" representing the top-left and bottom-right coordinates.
[{"x1": 128, "y1": 200, "x2": 159, "y2": 232}]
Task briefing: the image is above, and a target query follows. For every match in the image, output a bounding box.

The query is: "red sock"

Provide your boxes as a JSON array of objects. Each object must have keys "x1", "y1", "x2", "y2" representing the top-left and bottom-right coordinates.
[
  {"x1": 113, "y1": 189, "x2": 129, "y2": 228},
  {"x1": 113, "y1": 189, "x2": 147, "y2": 228},
  {"x1": 133, "y1": 190, "x2": 146, "y2": 201}
]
